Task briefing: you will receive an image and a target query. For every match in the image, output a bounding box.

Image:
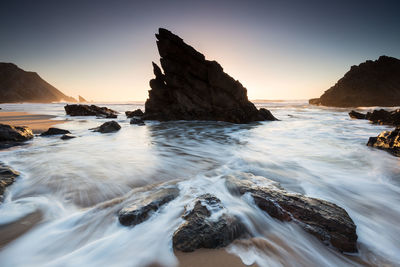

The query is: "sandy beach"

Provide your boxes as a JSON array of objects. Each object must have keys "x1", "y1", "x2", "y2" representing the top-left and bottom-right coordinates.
[
  {"x1": 176, "y1": 249, "x2": 256, "y2": 267},
  {"x1": 0, "y1": 111, "x2": 65, "y2": 134}
]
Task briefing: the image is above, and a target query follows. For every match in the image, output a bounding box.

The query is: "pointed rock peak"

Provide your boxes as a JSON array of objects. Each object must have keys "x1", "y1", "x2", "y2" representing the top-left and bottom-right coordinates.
[{"x1": 144, "y1": 28, "x2": 277, "y2": 123}]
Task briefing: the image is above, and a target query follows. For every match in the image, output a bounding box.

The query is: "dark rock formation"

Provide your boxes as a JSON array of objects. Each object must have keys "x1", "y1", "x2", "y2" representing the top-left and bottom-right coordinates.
[
  {"x1": 130, "y1": 118, "x2": 145, "y2": 125},
  {"x1": 0, "y1": 163, "x2": 20, "y2": 202},
  {"x1": 60, "y1": 134, "x2": 76, "y2": 140},
  {"x1": 367, "y1": 127, "x2": 400, "y2": 157},
  {"x1": 0, "y1": 63, "x2": 76, "y2": 103},
  {"x1": 173, "y1": 194, "x2": 246, "y2": 252},
  {"x1": 225, "y1": 175, "x2": 358, "y2": 252},
  {"x1": 348, "y1": 109, "x2": 400, "y2": 126},
  {"x1": 309, "y1": 56, "x2": 400, "y2": 107},
  {"x1": 348, "y1": 110, "x2": 366, "y2": 120},
  {"x1": 64, "y1": 104, "x2": 118, "y2": 118},
  {"x1": 0, "y1": 124, "x2": 33, "y2": 142},
  {"x1": 78, "y1": 95, "x2": 88, "y2": 103},
  {"x1": 143, "y1": 28, "x2": 277, "y2": 124},
  {"x1": 91, "y1": 121, "x2": 121, "y2": 133},
  {"x1": 40, "y1": 127, "x2": 70, "y2": 136},
  {"x1": 125, "y1": 109, "x2": 144, "y2": 118},
  {"x1": 118, "y1": 186, "x2": 179, "y2": 226}
]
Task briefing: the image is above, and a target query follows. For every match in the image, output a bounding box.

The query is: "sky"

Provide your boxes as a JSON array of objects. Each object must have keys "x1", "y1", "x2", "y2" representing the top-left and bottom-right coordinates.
[{"x1": 1, "y1": 0, "x2": 399, "y2": 102}]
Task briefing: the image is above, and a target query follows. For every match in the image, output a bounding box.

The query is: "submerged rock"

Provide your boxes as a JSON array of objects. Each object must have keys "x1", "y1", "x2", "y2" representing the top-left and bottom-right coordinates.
[
  {"x1": 0, "y1": 163, "x2": 20, "y2": 202},
  {"x1": 0, "y1": 124, "x2": 33, "y2": 142},
  {"x1": 91, "y1": 121, "x2": 121, "y2": 133},
  {"x1": 118, "y1": 186, "x2": 179, "y2": 226},
  {"x1": 225, "y1": 175, "x2": 358, "y2": 253},
  {"x1": 130, "y1": 118, "x2": 145, "y2": 125},
  {"x1": 367, "y1": 127, "x2": 400, "y2": 157},
  {"x1": 173, "y1": 194, "x2": 246, "y2": 252},
  {"x1": 143, "y1": 28, "x2": 277, "y2": 124},
  {"x1": 309, "y1": 56, "x2": 400, "y2": 107},
  {"x1": 40, "y1": 127, "x2": 70, "y2": 136},
  {"x1": 64, "y1": 104, "x2": 118, "y2": 118},
  {"x1": 348, "y1": 109, "x2": 400, "y2": 126},
  {"x1": 60, "y1": 134, "x2": 76, "y2": 140},
  {"x1": 125, "y1": 109, "x2": 144, "y2": 118}
]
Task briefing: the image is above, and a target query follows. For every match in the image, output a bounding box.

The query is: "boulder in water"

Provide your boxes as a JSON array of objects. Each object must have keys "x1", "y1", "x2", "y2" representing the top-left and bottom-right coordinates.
[
  {"x1": 0, "y1": 124, "x2": 33, "y2": 142},
  {"x1": 125, "y1": 109, "x2": 144, "y2": 118},
  {"x1": 173, "y1": 194, "x2": 246, "y2": 252},
  {"x1": 143, "y1": 28, "x2": 277, "y2": 124},
  {"x1": 118, "y1": 186, "x2": 179, "y2": 226},
  {"x1": 0, "y1": 163, "x2": 20, "y2": 203},
  {"x1": 225, "y1": 175, "x2": 358, "y2": 252},
  {"x1": 64, "y1": 104, "x2": 118, "y2": 118},
  {"x1": 60, "y1": 134, "x2": 76, "y2": 140},
  {"x1": 130, "y1": 118, "x2": 145, "y2": 125},
  {"x1": 348, "y1": 111, "x2": 366, "y2": 120},
  {"x1": 91, "y1": 121, "x2": 121, "y2": 133},
  {"x1": 40, "y1": 127, "x2": 70, "y2": 136},
  {"x1": 348, "y1": 109, "x2": 400, "y2": 126},
  {"x1": 367, "y1": 127, "x2": 400, "y2": 157}
]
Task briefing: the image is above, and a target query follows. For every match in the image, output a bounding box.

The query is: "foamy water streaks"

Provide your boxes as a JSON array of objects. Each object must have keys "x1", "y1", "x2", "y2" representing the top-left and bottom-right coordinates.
[{"x1": 0, "y1": 101, "x2": 399, "y2": 266}]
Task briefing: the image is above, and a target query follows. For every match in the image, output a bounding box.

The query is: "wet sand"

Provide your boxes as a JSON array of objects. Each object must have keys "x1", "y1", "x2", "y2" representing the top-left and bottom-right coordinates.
[
  {"x1": 0, "y1": 211, "x2": 43, "y2": 250},
  {"x1": 0, "y1": 111, "x2": 65, "y2": 133},
  {"x1": 176, "y1": 249, "x2": 257, "y2": 267}
]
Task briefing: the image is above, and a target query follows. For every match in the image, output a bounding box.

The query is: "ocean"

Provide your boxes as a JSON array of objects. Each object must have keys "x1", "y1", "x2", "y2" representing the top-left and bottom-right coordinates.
[{"x1": 0, "y1": 101, "x2": 399, "y2": 266}]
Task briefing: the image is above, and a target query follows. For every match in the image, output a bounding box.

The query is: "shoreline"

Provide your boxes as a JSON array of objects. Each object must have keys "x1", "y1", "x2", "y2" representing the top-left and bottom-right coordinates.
[{"x1": 0, "y1": 111, "x2": 65, "y2": 134}]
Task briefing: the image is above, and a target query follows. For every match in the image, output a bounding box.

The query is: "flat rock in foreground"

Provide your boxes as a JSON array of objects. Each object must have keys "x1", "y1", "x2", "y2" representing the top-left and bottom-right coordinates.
[
  {"x1": 225, "y1": 175, "x2": 358, "y2": 252},
  {"x1": 118, "y1": 186, "x2": 179, "y2": 226},
  {"x1": 173, "y1": 194, "x2": 246, "y2": 252},
  {"x1": 0, "y1": 163, "x2": 20, "y2": 202},
  {"x1": 367, "y1": 127, "x2": 400, "y2": 157},
  {"x1": 65, "y1": 104, "x2": 118, "y2": 118},
  {"x1": 309, "y1": 56, "x2": 400, "y2": 107},
  {"x1": 143, "y1": 28, "x2": 277, "y2": 124}
]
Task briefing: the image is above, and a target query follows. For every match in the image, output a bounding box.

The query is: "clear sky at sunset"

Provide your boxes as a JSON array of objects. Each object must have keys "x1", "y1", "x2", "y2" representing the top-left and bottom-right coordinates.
[{"x1": 1, "y1": 0, "x2": 399, "y2": 102}]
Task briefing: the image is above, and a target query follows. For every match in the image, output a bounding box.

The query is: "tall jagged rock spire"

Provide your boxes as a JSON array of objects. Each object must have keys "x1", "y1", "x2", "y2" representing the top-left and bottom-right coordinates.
[{"x1": 143, "y1": 28, "x2": 277, "y2": 123}]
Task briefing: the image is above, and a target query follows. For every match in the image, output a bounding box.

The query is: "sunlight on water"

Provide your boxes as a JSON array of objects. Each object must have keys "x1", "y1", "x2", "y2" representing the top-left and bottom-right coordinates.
[{"x1": 0, "y1": 101, "x2": 399, "y2": 266}]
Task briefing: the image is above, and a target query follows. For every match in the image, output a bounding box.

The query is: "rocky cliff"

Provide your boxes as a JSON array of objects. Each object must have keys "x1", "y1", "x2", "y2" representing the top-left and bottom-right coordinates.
[
  {"x1": 309, "y1": 56, "x2": 400, "y2": 107},
  {"x1": 143, "y1": 28, "x2": 277, "y2": 123},
  {"x1": 0, "y1": 63, "x2": 76, "y2": 103}
]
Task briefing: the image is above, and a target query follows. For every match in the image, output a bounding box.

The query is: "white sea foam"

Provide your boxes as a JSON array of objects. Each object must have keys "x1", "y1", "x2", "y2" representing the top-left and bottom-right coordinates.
[{"x1": 0, "y1": 101, "x2": 399, "y2": 266}]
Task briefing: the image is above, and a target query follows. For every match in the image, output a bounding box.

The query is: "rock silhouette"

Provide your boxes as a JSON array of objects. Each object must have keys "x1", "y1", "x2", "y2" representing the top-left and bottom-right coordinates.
[
  {"x1": 65, "y1": 104, "x2": 118, "y2": 118},
  {"x1": 143, "y1": 28, "x2": 277, "y2": 124},
  {"x1": 310, "y1": 56, "x2": 400, "y2": 107},
  {"x1": 0, "y1": 63, "x2": 76, "y2": 103},
  {"x1": 348, "y1": 109, "x2": 400, "y2": 126}
]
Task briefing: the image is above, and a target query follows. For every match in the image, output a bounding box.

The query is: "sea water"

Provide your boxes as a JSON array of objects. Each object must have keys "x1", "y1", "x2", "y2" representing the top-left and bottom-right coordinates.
[{"x1": 0, "y1": 101, "x2": 399, "y2": 266}]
